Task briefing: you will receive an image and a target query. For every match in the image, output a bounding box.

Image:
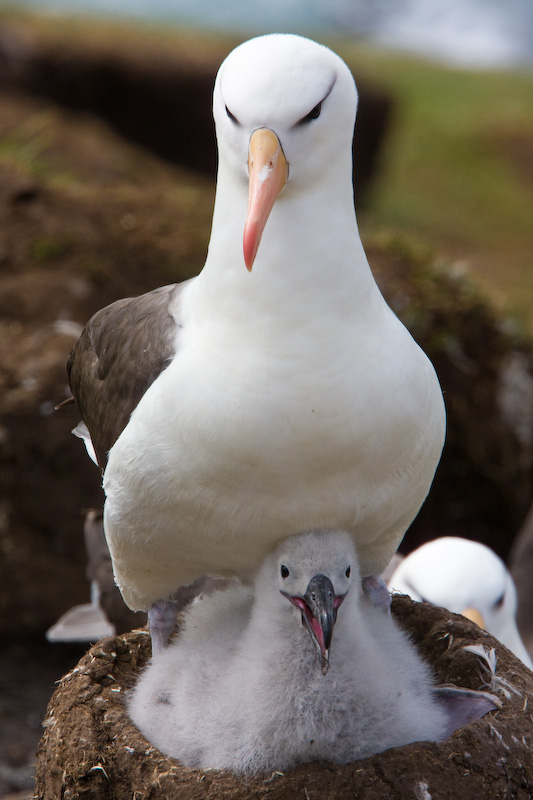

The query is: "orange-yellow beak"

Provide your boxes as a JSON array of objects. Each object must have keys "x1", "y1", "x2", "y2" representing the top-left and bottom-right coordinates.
[
  {"x1": 243, "y1": 128, "x2": 288, "y2": 271},
  {"x1": 461, "y1": 607, "x2": 485, "y2": 629}
]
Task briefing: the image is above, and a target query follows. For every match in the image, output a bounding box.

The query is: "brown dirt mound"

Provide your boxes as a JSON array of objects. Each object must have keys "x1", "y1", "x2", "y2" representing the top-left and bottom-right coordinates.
[{"x1": 35, "y1": 596, "x2": 533, "y2": 800}]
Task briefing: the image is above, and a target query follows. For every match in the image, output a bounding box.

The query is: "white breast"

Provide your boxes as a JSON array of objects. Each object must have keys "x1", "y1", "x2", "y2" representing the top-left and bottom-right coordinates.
[{"x1": 104, "y1": 280, "x2": 444, "y2": 611}]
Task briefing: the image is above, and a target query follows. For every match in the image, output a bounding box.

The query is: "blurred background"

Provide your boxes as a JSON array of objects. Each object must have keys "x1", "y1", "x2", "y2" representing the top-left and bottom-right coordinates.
[
  {"x1": 0, "y1": 1, "x2": 532, "y2": 798},
  {"x1": 10, "y1": 0, "x2": 533, "y2": 69}
]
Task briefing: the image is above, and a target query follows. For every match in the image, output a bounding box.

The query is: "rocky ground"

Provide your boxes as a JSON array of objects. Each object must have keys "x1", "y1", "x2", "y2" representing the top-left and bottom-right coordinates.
[{"x1": 0, "y1": 12, "x2": 532, "y2": 800}]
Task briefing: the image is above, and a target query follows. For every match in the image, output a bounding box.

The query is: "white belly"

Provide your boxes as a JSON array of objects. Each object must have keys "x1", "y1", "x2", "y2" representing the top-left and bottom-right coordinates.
[{"x1": 103, "y1": 308, "x2": 445, "y2": 611}]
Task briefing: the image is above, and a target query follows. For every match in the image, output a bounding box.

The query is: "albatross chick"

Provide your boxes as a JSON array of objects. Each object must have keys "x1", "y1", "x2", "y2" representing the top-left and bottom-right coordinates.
[{"x1": 129, "y1": 531, "x2": 500, "y2": 774}]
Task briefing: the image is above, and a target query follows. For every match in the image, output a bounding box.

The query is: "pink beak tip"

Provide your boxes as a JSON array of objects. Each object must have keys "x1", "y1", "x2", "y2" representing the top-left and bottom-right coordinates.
[{"x1": 243, "y1": 225, "x2": 258, "y2": 271}]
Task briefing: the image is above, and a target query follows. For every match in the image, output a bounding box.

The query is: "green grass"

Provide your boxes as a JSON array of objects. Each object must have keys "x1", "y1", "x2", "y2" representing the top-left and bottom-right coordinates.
[
  {"x1": 1, "y1": 8, "x2": 531, "y2": 327},
  {"x1": 30, "y1": 235, "x2": 69, "y2": 262},
  {"x1": 332, "y1": 41, "x2": 533, "y2": 329},
  {"x1": 0, "y1": 108, "x2": 76, "y2": 187}
]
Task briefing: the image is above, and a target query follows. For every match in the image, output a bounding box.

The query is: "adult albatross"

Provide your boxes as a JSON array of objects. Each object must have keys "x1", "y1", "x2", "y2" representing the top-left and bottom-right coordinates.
[
  {"x1": 388, "y1": 537, "x2": 533, "y2": 669},
  {"x1": 68, "y1": 34, "x2": 446, "y2": 653}
]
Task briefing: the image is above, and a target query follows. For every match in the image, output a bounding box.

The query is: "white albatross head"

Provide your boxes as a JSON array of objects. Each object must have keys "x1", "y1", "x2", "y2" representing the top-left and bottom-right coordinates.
[
  {"x1": 211, "y1": 34, "x2": 358, "y2": 271},
  {"x1": 389, "y1": 536, "x2": 533, "y2": 669},
  {"x1": 255, "y1": 529, "x2": 359, "y2": 675}
]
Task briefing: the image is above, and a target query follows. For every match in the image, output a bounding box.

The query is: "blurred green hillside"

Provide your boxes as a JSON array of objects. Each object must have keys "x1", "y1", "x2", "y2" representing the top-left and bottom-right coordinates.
[
  {"x1": 1, "y1": 8, "x2": 532, "y2": 329},
  {"x1": 335, "y1": 40, "x2": 533, "y2": 332}
]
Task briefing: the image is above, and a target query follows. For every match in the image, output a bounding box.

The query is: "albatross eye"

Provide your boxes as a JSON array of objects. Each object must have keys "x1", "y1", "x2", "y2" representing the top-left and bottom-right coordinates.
[
  {"x1": 298, "y1": 101, "x2": 322, "y2": 125},
  {"x1": 225, "y1": 105, "x2": 239, "y2": 124},
  {"x1": 345, "y1": 566, "x2": 351, "y2": 578},
  {"x1": 281, "y1": 564, "x2": 290, "y2": 579}
]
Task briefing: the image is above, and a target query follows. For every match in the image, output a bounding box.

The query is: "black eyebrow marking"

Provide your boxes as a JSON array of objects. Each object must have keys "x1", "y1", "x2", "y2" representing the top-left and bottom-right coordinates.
[
  {"x1": 294, "y1": 77, "x2": 336, "y2": 127},
  {"x1": 298, "y1": 101, "x2": 322, "y2": 124},
  {"x1": 225, "y1": 105, "x2": 240, "y2": 124}
]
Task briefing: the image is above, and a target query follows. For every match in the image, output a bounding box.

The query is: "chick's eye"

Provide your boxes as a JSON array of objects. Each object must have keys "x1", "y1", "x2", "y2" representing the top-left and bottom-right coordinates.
[
  {"x1": 281, "y1": 564, "x2": 290, "y2": 579},
  {"x1": 225, "y1": 105, "x2": 239, "y2": 124},
  {"x1": 345, "y1": 566, "x2": 351, "y2": 578},
  {"x1": 298, "y1": 101, "x2": 322, "y2": 125}
]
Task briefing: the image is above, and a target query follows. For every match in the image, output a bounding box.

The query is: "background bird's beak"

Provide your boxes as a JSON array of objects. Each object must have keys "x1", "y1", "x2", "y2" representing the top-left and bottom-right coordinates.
[
  {"x1": 243, "y1": 127, "x2": 288, "y2": 271},
  {"x1": 283, "y1": 573, "x2": 344, "y2": 676},
  {"x1": 461, "y1": 607, "x2": 485, "y2": 629}
]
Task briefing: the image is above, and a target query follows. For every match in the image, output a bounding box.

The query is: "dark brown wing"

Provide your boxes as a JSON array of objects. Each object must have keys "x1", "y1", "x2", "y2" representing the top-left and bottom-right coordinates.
[{"x1": 68, "y1": 281, "x2": 189, "y2": 469}]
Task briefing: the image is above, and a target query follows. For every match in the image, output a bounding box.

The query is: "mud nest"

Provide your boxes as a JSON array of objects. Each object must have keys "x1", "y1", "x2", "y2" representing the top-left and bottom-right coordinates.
[{"x1": 35, "y1": 596, "x2": 533, "y2": 800}]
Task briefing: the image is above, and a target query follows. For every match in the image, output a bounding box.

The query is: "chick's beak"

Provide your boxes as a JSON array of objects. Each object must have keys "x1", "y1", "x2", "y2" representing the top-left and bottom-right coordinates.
[
  {"x1": 243, "y1": 127, "x2": 288, "y2": 271},
  {"x1": 282, "y1": 574, "x2": 345, "y2": 676}
]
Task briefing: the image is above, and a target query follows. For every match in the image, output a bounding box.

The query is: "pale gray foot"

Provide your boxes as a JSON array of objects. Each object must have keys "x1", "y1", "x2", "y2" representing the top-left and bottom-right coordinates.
[
  {"x1": 432, "y1": 685, "x2": 501, "y2": 737},
  {"x1": 148, "y1": 577, "x2": 230, "y2": 657},
  {"x1": 362, "y1": 575, "x2": 391, "y2": 614},
  {"x1": 148, "y1": 600, "x2": 177, "y2": 658}
]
